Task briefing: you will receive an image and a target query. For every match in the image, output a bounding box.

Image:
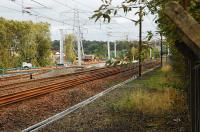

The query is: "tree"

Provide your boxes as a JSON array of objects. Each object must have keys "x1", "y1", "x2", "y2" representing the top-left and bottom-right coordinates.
[
  {"x1": 0, "y1": 17, "x2": 52, "y2": 68},
  {"x1": 82, "y1": 40, "x2": 107, "y2": 59},
  {"x1": 92, "y1": 0, "x2": 200, "y2": 89},
  {"x1": 131, "y1": 47, "x2": 138, "y2": 60},
  {"x1": 52, "y1": 40, "x2": 60, "y2": 51},
  {"x1": 65, "y1": 34, "x2": 76, "y2": 63},
  {"x1": 34, "y1": 23, "x2": 52, "y2": 66}
]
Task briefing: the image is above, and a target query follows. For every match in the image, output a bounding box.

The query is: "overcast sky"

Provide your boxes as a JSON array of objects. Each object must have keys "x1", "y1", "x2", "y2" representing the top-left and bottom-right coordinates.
[{"x1": 0, "y1": 0, "x2": 158, "y2": 41}]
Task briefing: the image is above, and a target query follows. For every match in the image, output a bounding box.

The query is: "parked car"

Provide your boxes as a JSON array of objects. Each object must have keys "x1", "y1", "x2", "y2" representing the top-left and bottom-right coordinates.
[{"x1": 22, "y1": 62, "x2": 32, "y2": 69}]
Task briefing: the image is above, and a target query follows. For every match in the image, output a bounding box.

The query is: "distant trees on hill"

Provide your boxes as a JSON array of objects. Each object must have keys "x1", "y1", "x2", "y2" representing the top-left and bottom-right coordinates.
[{"x1": 52, "y1": 39, "x2": 161, "y2": 60}]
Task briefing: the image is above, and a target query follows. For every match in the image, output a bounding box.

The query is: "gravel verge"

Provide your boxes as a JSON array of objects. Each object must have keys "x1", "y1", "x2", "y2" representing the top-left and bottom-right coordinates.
[
  {"x1": 39, "y1": 69, "x2": 191, "y2": 132},
  {"x1": 0, "y1": 70, "x2": 133, "y2": 131}
]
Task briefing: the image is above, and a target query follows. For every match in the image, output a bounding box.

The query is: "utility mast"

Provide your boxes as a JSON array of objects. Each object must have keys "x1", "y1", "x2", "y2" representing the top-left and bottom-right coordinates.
[
  {"x1": 77, "y1": 26, "x2": 81, "y2": 66},
  {"x1": 59, "y1": 29, "x2": 64, "y2": 65},
  {"x1": 73, "y1": 9, "x2": 82, "y2": 66},
  {"x1": 114, "y1": 42, "x2": 117, "y2": 58},
  {"x1": 107, "y1": 32, "x2": 111, "y2": 60},
  {"x1": 107, "y1": 41, "x2": 111, "y2": 60},
  {"x1": 80, "y1": 32, "x2": 85, "y2": 56}
]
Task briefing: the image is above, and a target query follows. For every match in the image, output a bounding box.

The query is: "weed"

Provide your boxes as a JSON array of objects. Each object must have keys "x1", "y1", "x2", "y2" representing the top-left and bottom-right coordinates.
[
  {"x1": 161, "y1": 64, "x2": 172, "y2": 74},
  {"x1": 77, "y1": 128, "x2": 84, "y2": 132}
]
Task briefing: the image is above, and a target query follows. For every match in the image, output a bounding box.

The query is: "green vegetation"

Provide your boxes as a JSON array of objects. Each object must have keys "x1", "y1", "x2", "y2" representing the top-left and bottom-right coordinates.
[
  {"x1": 106, "y1": 67, "x2": 191, "y2": 131},
  {"x1": 82, "y1": 40, "x2": 107, "y2": 59},
  {"x1": 64, "y1": 34, "x2": 76, "y2": 63},
  {"x1": 52, "y1": 40, "x2": 60, "y2": 51},
  {"x1": 109, "y1": 88, "x2": 172, "y2": 115},
  {"x1": 0, "y1": 17, "x2": 52, "y2": 69},
  {"x1": 92, "y1": 0, "x2": 200, "y2": 91},
  {"x1": 82, "y1": 40, "x2": 160, "y2": 60},
  {"x1": 52, "y1": 38, "x2": 161, "y2": 62}
]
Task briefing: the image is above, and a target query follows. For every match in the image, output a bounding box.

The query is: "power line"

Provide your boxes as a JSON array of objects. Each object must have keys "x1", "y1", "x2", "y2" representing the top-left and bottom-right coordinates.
[
  {"x1": 52, "y1": 0, "x2": 78, "y2": 11},
  {"x1": 1, "y1": 3, "x2": 76, "y2": 27},
  {"x1": 30, "y1": 0, "x2": 49, "y2": 8},
  {"x1": 53, "y1": 0, "x2": 74, "y2": 10},
  {"x1": 71, "y1": 0, "x2": 95, "y2": 11},
  {"x1": 51, "y1": 0, "x2": 92, "y2": 21},
  {"x1": 9, "y1": 0, "x2": 80, "y2": 27}
]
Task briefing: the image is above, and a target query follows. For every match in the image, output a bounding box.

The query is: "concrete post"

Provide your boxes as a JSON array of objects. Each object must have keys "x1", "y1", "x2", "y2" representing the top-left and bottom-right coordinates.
[
  {"x1": 107, "y1": 41, "x2": 111, "y2": 60},
  {"x1": 59, "y1": 29, "x2": 64, "y2": 64},
  {"x1": 114, "y1": 42, "x2": 117, "y2": 58},
  {"x1": 77, "y1": 33, "x2": 81, "y2": 66}
]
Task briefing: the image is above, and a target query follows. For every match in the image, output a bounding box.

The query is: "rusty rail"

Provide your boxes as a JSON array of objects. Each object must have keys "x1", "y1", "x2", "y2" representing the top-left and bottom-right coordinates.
[{"x1": 0, "y1": 61, "x2": 160, "y2": 107}]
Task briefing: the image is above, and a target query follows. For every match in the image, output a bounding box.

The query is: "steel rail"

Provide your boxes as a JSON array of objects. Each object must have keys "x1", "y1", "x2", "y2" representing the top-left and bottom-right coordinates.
[
  {"x1": 0, "y1": 66, "x2": 135, "y2": 106},
  {"x1": 0, "y1": 70, "x2": 49, "y2": 82},
  {"x1": 0, "y1": 66, "x2": 120, "y2": 91},
  {"x1": 0, "y1": 61, "x2": 159, "y2": 107},
  {"x1": 0, "y1": 65, "x2": 134, "y2": 99}
]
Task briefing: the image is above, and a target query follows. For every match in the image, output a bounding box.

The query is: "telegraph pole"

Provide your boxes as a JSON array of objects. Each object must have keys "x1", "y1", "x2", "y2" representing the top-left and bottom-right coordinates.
[
  {"x1": 160, "y1": 32, "x2": 163, "y2": 67},
  {"x1": 150, "y1": 48, "x2": 152, "y2": 60},
  {"x1": 183, "y1": 0, "x2": 190, "y2": 10},
  {"x1": 138, "y1": 6, "x2": 143, "y2": 77}
]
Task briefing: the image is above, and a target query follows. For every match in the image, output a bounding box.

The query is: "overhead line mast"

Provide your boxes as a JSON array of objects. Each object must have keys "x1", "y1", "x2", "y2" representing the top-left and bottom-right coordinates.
[{"x1": 73, "y1": 9, "x2": 82, "y2": 66}]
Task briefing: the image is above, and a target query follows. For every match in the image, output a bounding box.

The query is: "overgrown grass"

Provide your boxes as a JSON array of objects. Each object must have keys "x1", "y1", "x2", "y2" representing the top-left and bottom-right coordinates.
[
  {"x1": 108, "y1": 88, "x2": 183, "y2": 115},
  {"x1": 110, "y1": 65, "x2": 188, "y2": 114},
  {"x1": 106, "y1": 65, "x2": 191, "y2": 131},
  {"x1": 132, "y1": 65, "x2": 185, "y2": 90}
]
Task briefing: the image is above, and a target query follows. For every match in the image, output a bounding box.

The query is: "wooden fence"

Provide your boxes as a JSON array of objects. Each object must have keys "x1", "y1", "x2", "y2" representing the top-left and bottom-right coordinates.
[{"x1": 165, "y1": 2, "x2": 200, "y2": 131}]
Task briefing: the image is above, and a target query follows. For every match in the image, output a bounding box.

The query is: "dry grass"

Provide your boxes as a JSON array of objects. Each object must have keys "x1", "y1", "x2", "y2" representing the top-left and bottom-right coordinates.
[
  {"x1": 161, "y1": 64, "x2": 172, "y2": 73},
  {"x1": 130, "y1": 88, "x2": 172, "y2": 114},
  {"x1": 161, "y1": 64, "x2": 173, "y2": 81},
  {"x1": 111, "y1": 88, "x2": 185, "y2": 115}
]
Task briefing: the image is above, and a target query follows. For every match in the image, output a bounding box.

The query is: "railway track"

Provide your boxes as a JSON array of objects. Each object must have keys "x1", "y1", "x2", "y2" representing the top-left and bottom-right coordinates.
[
  {"x1": 0, "y1": 70, "x2": 49, "y2": 82},
  {"x1": 0, "y1": 74, "x2": 30, "y2": 81},
  {"x1": 0, "y1": 61, "x2": 160, "y2": 107},
  {"x1": 0, "y1": 66, "x2": 84, "y2": 82},
  {"x1": 0, "y1": 66, "x2": 104, "y2": 87},
  {"x1": 0, "y1": 65, "x2": 134, "y2": 96},
  {"x1": 0, "y1": 66, "x2": 118, "y2": 92}
]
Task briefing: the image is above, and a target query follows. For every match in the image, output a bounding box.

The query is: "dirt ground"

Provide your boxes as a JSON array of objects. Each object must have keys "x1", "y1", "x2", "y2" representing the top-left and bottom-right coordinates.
[{"x1": 40, "y1": 69, "x2": 191, "y2": 132}]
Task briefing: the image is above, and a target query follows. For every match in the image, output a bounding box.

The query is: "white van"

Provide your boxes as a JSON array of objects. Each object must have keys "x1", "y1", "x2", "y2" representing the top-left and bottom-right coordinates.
[{"x1": 22, "y1": 62, "x2": 32, "y2": 69}]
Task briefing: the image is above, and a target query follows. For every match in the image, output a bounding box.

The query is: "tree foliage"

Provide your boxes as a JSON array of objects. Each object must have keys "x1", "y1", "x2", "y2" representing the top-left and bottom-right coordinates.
[
  {"x1": 0, "y1": 17, "x2": 52, "y2": 68},
  {"x1": 92, "y1": 0, "x2": 200, "y2": 90},
  {"x1": 65, "y1": 34, "x2": 76, "y2": 63},
  {"x1": 83, "y1": 40, "x2": 107, "y2": 59}
]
